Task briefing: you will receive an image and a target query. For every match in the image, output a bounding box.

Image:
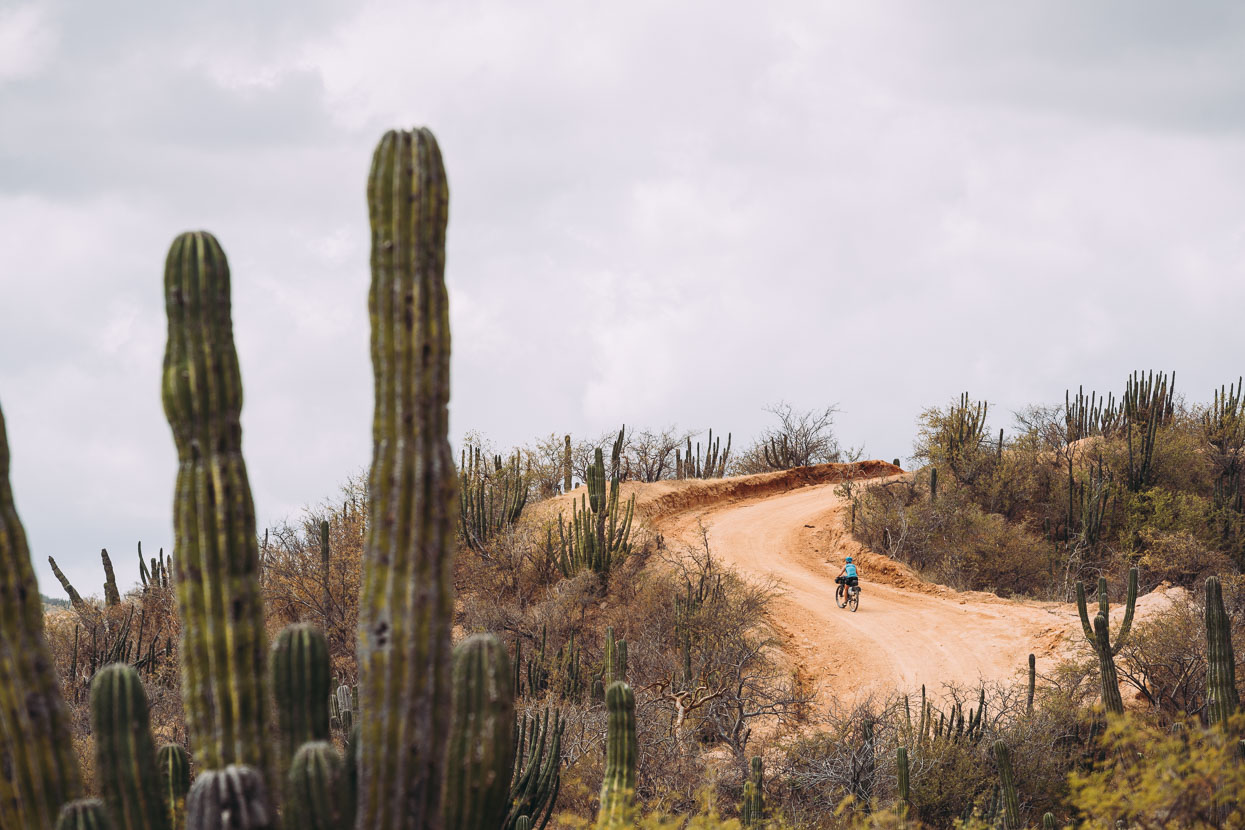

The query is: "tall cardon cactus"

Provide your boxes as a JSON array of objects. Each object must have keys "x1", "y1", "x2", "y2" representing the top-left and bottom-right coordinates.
[
  {"x1": 162, "y1": 231, "x2": 271, "y2": 777},
  {"x1": 356, "y1": 127, "x2": 458, "y2": 830},
  {"x1": 0, "y1": 402, "x2": 83, "y2": 827},
  {"x1": 1075, "y1": 567, "x2": 1137, "y2": 714}
]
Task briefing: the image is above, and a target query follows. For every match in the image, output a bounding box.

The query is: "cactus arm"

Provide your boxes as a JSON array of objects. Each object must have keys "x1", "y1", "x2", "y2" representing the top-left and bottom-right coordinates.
[
  {"x1": 357, "y1": 127, "x2": 457, "y2": 830},
  {"x1": 162, "y1": 231, "x2": 270, "y2": 779},
  {"x1": 0, "y1": 402, "x2": 83, "y2": 827},
  {"x1": 101, "y1": 548, "x2": 121, "y2": 606},
  {"x1": 48, "y1": 555, "x2": 88, "y2": 612},
  {"x1": 1074, "y1": 581, "x2": 1095, "y2": 645},
  {"x1": 1110, "y1": 567, "x2": 1139, "y2": 656}
]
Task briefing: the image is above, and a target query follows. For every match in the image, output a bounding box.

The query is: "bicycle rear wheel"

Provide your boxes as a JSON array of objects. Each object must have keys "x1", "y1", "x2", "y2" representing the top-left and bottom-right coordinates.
[{"x1": 848, "y1": 587, "x2": 859, "y2": 612}]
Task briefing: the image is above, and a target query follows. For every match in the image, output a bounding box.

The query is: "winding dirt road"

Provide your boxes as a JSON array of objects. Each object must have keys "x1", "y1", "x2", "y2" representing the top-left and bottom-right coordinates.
[{"x1": 646, "y1": 466, "x2": 1079, "y2": 705}]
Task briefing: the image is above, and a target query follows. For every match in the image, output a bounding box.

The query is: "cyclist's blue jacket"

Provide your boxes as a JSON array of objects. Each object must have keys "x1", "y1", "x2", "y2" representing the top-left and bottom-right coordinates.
[{"x1": 844, "y1": 562, "x2": 858, "y2": 578}]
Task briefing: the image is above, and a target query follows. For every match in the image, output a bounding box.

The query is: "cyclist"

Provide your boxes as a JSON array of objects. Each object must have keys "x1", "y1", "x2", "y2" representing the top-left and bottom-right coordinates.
[{"x1": 836, "y1": 556, "x2": 860, "y2": 601}]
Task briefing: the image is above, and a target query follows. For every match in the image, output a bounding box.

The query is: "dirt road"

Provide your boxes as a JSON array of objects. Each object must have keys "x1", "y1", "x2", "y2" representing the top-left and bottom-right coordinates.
[{"x1": 650, "y1": 470, "x2": 1078, "y2": 706}]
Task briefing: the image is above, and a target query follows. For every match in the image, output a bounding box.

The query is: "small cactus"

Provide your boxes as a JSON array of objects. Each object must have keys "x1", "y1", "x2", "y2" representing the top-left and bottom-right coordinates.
[
  {"x1": 270, "y1": 623, "x2": 332, "y2": 793},
  {"x1": 157, "y1": 744, "x2": 191, "y2": 830},
  {"x1": 90, "y1": 663, "x2": 171, "y2": 830},
  {"x1": 57, "y1": 800, "x2": 117, "y2": 830},
  {"x1": 185, "y1": 766, "x2": 273, "y2": 830},
  {"x1": 741, "y1": 756, "x2": 764, "y2": 826},
  {"x1": 896, "y1": 746, "x2": 910, "y2": 825},
  {"x1": 286, "y1": 742, "x2": 349, "y2": 830},
  {"x1": 595, "y1": 682, "x2": 637, "y2": 829}
]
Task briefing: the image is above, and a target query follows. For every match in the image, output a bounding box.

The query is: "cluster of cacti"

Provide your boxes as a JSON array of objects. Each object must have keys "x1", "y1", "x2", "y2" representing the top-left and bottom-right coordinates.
[
  {"x1": 48, "y1": 548, "x2": 128, "y2": 610},
  {"x1": 1068, "y1": 456, "x2": 1112, "y2": 551},
  {"x1": 505, "y1": 709, "x2": 564, "y2": 830},
  {"x1": 762, "y1": 434, "x2": 797, "y2": 471},
  {"x1": 557, "y1": 631, "x2": 584, "y2": 701},
  {"x1": 1205, "y1": 575, "x2": 1240, "y2": 726},
  {"x1": 556, "y1": 427, "x2": 634, "y2": 579},
  {"x1": 1076, "y1": 567, "x2": 1137, "y2": 714},
  {"x1": 460, "y1": 446, "x2": 529, "y2": 552},
  {"x1": 741, "y1": 756, "x2": 764, "y2": 826},
  {"x1": 138, "y1": 542, "x2": 172, "y2": 592},
  {"x1": 328, "y1": 683, "x2": 356, "y2": 733},
  {"x1": 675, "y1": 429, "x2": 731, "y2": 479},
  {"x1": 908, "y1": 684, "x2": 987, "y2": 746},
  {"x1": 1065, "y1": 385, "x2": 1122, "y2": 442},
  {"x1": 2, "y1": 128, "x2": 572, "y2": 830},
  {"x1": 1122, "y1": 370, "x2": 1174, "y2": 491}
]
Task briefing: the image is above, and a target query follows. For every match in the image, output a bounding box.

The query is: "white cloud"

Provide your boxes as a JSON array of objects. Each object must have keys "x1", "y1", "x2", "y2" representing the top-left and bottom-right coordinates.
[{"x1": 0, "y1": 3, "x2": 56, "y2": 82}]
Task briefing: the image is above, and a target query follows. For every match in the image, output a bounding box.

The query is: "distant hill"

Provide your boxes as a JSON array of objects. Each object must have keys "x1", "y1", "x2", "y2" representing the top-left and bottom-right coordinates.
[{"x1": 41, "y1": 593, "x2": 70, "y2": 610}]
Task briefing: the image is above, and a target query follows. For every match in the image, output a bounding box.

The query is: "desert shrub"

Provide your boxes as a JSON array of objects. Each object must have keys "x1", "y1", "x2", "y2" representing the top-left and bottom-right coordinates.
[
  {"x1": 731, "y1": 402, "x2": 857, "y2": 474},
  {"x1": 1067, "y1": 713, "x2": 1245, "y2": 828},
  {"x1": 1135, "y1": 528, "x2": 1236, "y2": 588}
]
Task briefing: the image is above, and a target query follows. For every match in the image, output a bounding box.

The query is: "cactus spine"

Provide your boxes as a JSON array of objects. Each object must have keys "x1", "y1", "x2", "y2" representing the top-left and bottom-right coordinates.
[
  {"x1": 993, "y1": 740, "x2": 1021, "y2": 830},
  {"x1": 596, "y1": 682, "x2": 637, "y2": 829},
  {"x1": 185, "y1": 766, "x2": 273, "y2": 830},
  {"x1": 58, "y1": 799, "x2": 117, "y2": 830},
  {"x1": 357, "y1": 127, "x2": 457, "y2": 830},
  {"x1": 1075, "y1": 567, "x2": 1137, "y2": 714},
  {"x1": 90, "y1": 664, "x2": 171, "y2": 830},
  {"x1": 286, "y1": 742, "x2": 348, "y2": 830},
  {"x1": 0, "y1": 403, "x2": 83, "y2": 827},
  {"x1": 157, "y1": 744, "x2": 191, "y2": 830},
  {"x1": 270, "y1": 623, "x2": 331, "y2": 807},
  {"x1": 162, "y1": 231, "x2": 270, "y2": 776},
  {"x1": 1205, "y1": 575, "x2": 1240, "y2": 725},
  {"x1": 444, "y1": 635, "x2": 516, "y2": 830}
]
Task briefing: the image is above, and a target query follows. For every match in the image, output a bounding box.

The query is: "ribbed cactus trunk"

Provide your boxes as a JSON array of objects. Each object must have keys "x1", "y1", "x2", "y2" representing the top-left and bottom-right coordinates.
[
  {"x1": 595, "y1": 682, "x2": 637, "y2": 829},
  {"x1": 1076, "y1": 568, "x2": 1137, "y2": 715},
  {"x1": 0, "y1": 403, "x2": 83, "y2": 827},
  {"x1": 1205, "y1": 575, "x2": 1240, "y2": 726},
  {"x1": 271, "y1": 625, "x2": 331, "y2": 782},
  {"x1": 993, "y1": 741, "x2": 1021, "y2": 830},
  {"x1": 357, "y1": 127, "x2": 457, "y2": 830},
  {"x1": 444, "y1": 635, "x2": 516, "y2": 830},
  {"x1": 157, "y1": 744, "x2": 191, "y2": 830},
  {"x1": 564, "y1": 435, "x2": 572, "y2": 492},
  {"x1": 161, "y1": 231, "x2": 270, "y2": 777},
  {"x1": 91, "y1": 664, "x2": 171, "y2": 830},
  {"x1": 286, "y1": 742, "x2": 349, "y2": 830}
]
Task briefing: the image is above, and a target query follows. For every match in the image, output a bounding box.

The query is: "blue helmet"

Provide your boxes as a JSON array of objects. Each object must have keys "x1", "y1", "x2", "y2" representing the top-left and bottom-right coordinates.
[{"x1": 845, "y1": 556, "x2": 853, "y2": 563}]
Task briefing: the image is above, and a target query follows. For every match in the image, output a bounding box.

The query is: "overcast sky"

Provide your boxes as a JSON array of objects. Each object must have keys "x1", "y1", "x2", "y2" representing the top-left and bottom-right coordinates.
[{"x1": 3, "y1": 1, "x2": 1244, "y2": 600}]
